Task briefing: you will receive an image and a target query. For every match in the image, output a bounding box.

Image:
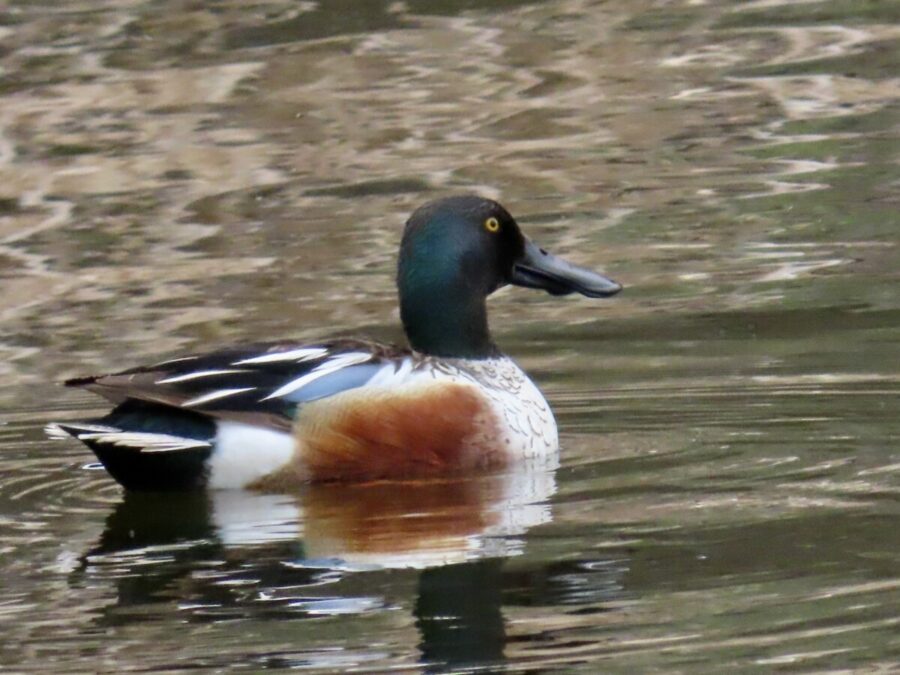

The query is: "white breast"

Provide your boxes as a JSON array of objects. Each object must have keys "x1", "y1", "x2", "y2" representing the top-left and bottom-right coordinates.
[{"x1": 419, "y1": 356, "x2": 560, "y2": 460}]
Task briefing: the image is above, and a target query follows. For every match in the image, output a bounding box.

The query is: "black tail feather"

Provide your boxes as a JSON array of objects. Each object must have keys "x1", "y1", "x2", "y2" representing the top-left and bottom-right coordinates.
[{"x1": 51, "y1": 401, "x2": 217, "y2": 491}]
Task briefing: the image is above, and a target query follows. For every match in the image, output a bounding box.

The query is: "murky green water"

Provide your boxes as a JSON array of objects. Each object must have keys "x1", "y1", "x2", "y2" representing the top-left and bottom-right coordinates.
[{"x1": 0, "y1": 0, "x2": 897, "y2": 671}]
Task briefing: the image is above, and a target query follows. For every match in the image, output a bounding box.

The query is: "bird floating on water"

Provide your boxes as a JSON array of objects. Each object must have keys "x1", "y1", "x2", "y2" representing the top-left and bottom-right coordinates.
[{"x1": 48, "y1": 196, "x2": 621, "y2": 491}]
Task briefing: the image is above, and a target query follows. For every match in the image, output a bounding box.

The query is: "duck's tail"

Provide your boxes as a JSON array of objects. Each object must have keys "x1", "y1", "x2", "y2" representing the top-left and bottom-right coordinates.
[{"x1": 46, "y1": 401, "x2": 216, "y2": 491}]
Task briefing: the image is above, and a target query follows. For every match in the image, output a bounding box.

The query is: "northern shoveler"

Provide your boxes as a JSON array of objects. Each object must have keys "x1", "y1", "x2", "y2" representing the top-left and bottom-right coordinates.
[{"x1": 48, "y1": 196, "x2": 621, "y2": 491}]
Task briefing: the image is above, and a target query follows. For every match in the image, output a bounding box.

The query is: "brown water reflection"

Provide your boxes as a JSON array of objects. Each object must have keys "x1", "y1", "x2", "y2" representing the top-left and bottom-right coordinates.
[{"x1": 0, "y1": 0, "x2": 897, "y2": 671}]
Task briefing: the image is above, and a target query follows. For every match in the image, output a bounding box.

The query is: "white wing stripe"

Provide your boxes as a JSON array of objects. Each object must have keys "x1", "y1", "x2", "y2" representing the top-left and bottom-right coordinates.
[
  {"x1": 234, "y1": 348, "x2": 328, "y2": 365},
  {"x1": 182, "y1": 387, "x2": 256, "y2": 408},
  {"x1": 156, "y1": 369, "x2": 248, "y2": 384},
  {"x1": 262, "y1": 352, "x2": 373, "y2": 400},
  {"x1": 365, "y1": 357, "x2": 414, "y2": 388},
  {"x1": 394, "y1": 356, "x2": 414, "y2": 380}
]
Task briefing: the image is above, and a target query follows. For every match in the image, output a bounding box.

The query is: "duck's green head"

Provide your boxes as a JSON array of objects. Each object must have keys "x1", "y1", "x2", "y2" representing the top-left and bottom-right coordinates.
[{"x1": 397, "y1": 195, "x2": 621, "y2": 359}]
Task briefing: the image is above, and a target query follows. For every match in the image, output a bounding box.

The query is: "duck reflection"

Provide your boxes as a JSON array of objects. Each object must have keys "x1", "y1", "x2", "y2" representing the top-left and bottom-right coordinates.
[
  {"x1": 199, "y1": 455, "x2": 556, "y2": 565},
  {"x1": 76, "y1": 458, "x2": 558, "y2": 669}
]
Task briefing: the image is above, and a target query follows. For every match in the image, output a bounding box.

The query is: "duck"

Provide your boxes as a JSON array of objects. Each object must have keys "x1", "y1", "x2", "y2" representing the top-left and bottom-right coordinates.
[{"x1": 48, "y1": 196, "x2": 621, "y2": 491}]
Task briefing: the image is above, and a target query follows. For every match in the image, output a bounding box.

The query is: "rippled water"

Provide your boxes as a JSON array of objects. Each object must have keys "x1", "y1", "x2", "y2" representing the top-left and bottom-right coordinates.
[{"x1": 0, "y1": 0, "x2": 897, "y2": 671}]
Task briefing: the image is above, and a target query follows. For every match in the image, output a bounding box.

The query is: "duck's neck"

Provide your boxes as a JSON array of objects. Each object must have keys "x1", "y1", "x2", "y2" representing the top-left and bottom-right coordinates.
[{"x1": 399, "y1": 280, "x2": 498, "y2": 360}]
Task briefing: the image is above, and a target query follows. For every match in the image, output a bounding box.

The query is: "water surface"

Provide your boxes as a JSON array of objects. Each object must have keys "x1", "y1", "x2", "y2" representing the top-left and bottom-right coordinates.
[{"x1": 0, "y1": 0, "x2": 897, "y2": 671}]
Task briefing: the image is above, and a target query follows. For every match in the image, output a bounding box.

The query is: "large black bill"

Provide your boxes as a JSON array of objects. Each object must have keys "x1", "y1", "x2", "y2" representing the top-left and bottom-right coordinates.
[{"x1": 511, "y1": 239, "x2": 622, "y2": 298}]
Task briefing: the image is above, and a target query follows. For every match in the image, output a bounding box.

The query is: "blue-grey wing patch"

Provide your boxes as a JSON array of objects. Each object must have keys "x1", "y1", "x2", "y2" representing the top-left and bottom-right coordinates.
[
  {"x1": 278, "y1": 363, "x2": 386, "y2": 403},
  {"x1": 262, "y1": 351, "x2": 375, "y2": 400}
]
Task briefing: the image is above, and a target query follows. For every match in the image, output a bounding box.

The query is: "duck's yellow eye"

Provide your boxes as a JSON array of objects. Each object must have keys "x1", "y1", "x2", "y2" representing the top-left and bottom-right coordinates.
[{"x1": 484, "y1": 216, "x2": 500, "y2": 233}]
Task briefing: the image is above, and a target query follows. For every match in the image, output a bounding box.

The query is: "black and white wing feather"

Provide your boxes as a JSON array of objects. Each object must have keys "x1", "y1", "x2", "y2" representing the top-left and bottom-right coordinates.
[{"x1": 65, "y1": 339, "x2": 410, "y2": 431}]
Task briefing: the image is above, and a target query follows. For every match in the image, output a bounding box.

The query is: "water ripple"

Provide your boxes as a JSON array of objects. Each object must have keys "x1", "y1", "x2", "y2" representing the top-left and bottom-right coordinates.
[{"x1": 0, "y1": 0, "x2": 897, "y2": 671}]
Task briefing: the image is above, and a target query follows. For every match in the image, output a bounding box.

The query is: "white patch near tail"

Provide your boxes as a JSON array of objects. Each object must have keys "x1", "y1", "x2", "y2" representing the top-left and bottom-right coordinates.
[{"x1": 208, "y1": 421, "x2": 296, "y2": 489}]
